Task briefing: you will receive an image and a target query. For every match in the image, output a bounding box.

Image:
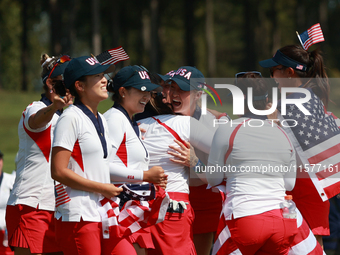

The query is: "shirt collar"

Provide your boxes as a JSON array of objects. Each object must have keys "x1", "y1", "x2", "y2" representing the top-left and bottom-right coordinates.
[
  {"x1": 113, "y1": 103, "x2": 140, "y2": 137},
  {"x1": 74, "y1": 99, "x2": 108, "y2": 158}
]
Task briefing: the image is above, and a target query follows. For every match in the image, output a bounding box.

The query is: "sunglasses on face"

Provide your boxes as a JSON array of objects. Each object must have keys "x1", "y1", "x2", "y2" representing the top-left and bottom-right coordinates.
[
  {"x1": 269, "y1": 67, "x2": 284, "y2": 77},
  {"x1": 48, "y1": 55, "x2": 71, "y2": 79},
  {"x1": 234, "y1": 71, "x2": 262, "y2": 85}
]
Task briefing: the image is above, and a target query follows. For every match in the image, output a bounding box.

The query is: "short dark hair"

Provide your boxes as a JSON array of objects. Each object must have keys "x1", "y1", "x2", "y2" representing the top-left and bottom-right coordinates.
[
  {"x1": 68, "y1": 76, "x2": 87, "y2": 100},
  {"x1": 0, "y1": 150, "x2": 3, "y2": 160},
  {"x1": 236, "y1": 72, "x2": 268, "y2": 112}
]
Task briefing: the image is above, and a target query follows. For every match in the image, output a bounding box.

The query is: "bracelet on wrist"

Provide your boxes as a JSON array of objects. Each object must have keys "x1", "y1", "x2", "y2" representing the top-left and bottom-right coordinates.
[{"x1": 194, "y1": 159, "x2": 205, "y2": 173}]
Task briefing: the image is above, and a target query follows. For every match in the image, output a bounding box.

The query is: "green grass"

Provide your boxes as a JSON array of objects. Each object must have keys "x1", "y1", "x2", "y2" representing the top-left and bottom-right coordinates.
[
  {"x1": 0, "y1": 90, "x2": 113, "y2": 173},
  {"x1": 1, "y1": 90, "x2": 339, "y2": 173}
]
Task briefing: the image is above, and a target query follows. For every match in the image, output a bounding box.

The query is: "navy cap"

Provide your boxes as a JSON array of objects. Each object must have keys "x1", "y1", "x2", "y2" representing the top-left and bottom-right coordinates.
[
  {"x1": 259, "y1": 50, "x2": 308, "y2": 72},
  {"x1": 166, "y1": 66, "x2": 205, "y2": 91},
  {"x1": 42, "y1": 56, "x2": 71, "y2": 84},
  {"x1": 157, "y1": 73, "x2": 171, "y2": 82},
  {"x1": 112, "y1": 65, "x2": 160, "y2": 92},
  {"x1": 63, "y1": 56, "x2": 115, "y2": 89},
  {"x1": 51, "y1": 62, "x2": 69, "y2": 78}
]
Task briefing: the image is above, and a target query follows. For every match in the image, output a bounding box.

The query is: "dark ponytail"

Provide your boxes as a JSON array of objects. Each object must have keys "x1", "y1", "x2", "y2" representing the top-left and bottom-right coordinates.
[{"x1": 280, "y1": 45, "x2": 330, "y2": 108}]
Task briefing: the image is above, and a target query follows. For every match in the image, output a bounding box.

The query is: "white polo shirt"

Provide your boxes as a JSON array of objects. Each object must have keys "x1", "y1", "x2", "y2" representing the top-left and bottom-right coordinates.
[
  {"x1": 104, "y1": 107, "x2": 149, "y2": 184},
  {"x1": 0, "y1": 171, "x2": 15, "y2": 229},
  {"x1": 8, "y1": 100, "x2": 59, "y2": 211},
  {"x1": 138, "y1": 115, "x2": 213, "y2": 193},
  {"x1": 191, "y1": 106, "x2": 225, "y2": 186},
  {"x1": 53, "y1": 104, "x2": 111, "y2": 222},
  {"x1": 207, "y1": 116, "x2": 296, "y2": 220}
]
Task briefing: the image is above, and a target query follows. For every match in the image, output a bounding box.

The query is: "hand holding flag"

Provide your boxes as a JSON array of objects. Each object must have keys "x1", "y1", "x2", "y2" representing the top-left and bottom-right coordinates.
[
  {"x1": 98, "y1": 184, "x2": 170, "y2": 239},
  {"x1": 296, "y1": 23, "x2": 325, "y2": 50}
]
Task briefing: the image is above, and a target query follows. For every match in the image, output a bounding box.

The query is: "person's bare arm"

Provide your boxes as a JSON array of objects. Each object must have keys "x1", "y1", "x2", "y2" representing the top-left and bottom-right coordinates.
[
  {"x1": 51, "y1": 146, "x2": 122, "y2": 199},
  {"x1": 29, "y1": 94, "x2": 73, "y2": 129}
]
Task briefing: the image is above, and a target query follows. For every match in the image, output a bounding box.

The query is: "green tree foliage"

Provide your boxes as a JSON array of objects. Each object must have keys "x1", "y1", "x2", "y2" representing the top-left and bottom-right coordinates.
[
  {"x1": 0, "y1": 0, "x2": 22, "y2": 90},
  {"x1": 0, "y1": 0, "x2": 340, "y2": 93}
]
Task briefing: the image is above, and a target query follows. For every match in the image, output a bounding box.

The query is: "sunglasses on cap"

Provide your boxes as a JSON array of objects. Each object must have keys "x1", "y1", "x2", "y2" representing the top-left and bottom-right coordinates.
[
  {"x1": 234, "y1": 71, "x2": 262, "y2": 85},
  {"x1": 48, "y1": 55, "x2": 71, "y2": 79}
]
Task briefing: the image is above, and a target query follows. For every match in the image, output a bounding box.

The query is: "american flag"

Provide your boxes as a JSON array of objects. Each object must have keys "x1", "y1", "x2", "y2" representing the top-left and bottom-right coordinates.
[
  {"x1": 98, "y1": 184, "x2": 170, "y2": 239},
  {"x1": 212, "y1": 209, "x2": 325, "y2": 255},
  {"x1": 297, "y1": 23, "x2": 325, "y2": 50},
  {"x1": 212, "y1": 212, "x2": 241, "y2": 255},
  {"x1": 55, "y1": 183, "x2": 71, "y2": 207},
  {"x1": 95, "y1": 46, "x2": 129, "y2": 65},
  {"x1": 212, "y1": 188, "x2": 325, "y2": 255},
  {"x1": 288, "y1": 209, "x2": 325, "y2": 255},
  {"x1": 117, "y1": 183, "x2": 156, "y2": 206},
  {"x1": 278, "y1": 89, "x2": 340, "y2": 201}
]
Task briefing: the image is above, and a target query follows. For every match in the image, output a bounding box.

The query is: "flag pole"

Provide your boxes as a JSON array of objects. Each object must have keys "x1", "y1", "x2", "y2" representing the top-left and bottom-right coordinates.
[{"x1": 296, "y1": 31, "x2": 305, "y2": 50}]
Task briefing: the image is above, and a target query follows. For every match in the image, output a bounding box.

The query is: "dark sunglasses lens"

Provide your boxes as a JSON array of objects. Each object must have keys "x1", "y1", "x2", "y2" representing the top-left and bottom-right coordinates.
[
  {"x1": 255, "y1": 71, "x2": 262, "y2": 77},
  {"x1": 235, "y1": 72, "x2": 245, "y2": 79}
]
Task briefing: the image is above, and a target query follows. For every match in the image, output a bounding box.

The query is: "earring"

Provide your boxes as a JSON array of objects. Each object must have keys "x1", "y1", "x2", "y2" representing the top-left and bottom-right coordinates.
[
  {"x1": 50, "y1": 89, "x2": 53, "y2": 93},
  {"x1": 122, "y1": 95, "x2": 125, "y2": 98}
]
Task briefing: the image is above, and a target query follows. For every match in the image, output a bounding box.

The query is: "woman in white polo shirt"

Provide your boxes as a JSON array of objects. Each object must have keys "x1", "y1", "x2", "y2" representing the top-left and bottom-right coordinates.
[
  {"x1": 51, "y1": 56, "x2": 123, "y2": 255},
  {"x1": 104, "y1": 65, "x2": 167, "y2": 255},
  {"x1": 166, "y1": 66, "x2": 226, "y2": 255},
  {"x1": 137, "y1": 93, "x2": 214, "y2": 255},
  {"x1": 6, "y1": 54, "x2": 71, "y2": 255},
  {"x1": 207, "y1": 72, "x2": 297, "y2": 254},
  {"x1": 0, "y1": 151, "x2": 15, "y2": 255}
]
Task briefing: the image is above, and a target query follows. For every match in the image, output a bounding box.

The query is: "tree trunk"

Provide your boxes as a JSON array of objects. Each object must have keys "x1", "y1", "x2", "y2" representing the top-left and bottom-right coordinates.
[
  {"x1": 66, "y1": 0, "x2": 77, "y2": 56},
  {"x1": 205, "y1": 0, "x2": 216, "y2": 76},
  {"x1": 49, "y1": 0, "x2": 62, "y2": 55},
  {"x1": 271, "y1": 1, "x2": 280, "y2": 54},
  {"x1": 21, "y1": 0, "x2": 28, "y2": 91},
  {"x1": 92, "y1": 0, "x2": 101, "y2": 55},
  {"x1": 184, "y1": 0, "x2": 195, "y2": 66},
  {"x1": 319, "y1": 0, "x2": 328, "y2": 39},
  {"x1": 243, "y1": 0, "x2": 256, "y2": 70},
  {"x1": 111, "y1": 0, "x2": 120, "y2": 48},
  {"x1": 296, "y1": 3, "x2": 305, "y2": 32},
  {"x1": 150, "y1": 0, "x2": 160, "y2": 73}
]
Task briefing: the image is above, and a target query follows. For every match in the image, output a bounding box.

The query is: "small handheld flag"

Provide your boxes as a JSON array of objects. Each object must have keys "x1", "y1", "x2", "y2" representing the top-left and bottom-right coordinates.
[
  {"x1": 95, "y1": 46, "x2": 129, "y2": 65},
  {"x1": 296, "y1": 23, "x2": 325, "y2": 50}
]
